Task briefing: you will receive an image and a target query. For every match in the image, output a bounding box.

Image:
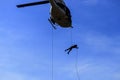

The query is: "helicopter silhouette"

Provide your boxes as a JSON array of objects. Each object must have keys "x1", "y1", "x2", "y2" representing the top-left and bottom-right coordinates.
[{"x1": 16, "y1": 0, "x2": 72, "y2": 29}]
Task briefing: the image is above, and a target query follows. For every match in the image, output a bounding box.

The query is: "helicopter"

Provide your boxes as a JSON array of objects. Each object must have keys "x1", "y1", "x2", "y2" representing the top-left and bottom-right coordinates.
[{"x1": 16, "y1": 0, "x2": 72, "y2": 29}]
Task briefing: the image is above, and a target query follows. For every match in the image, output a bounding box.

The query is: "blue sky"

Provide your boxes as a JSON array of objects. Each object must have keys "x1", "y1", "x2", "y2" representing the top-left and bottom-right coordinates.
[{"x1": 0, "y1": 0, "x2": 120, "y2": 80}]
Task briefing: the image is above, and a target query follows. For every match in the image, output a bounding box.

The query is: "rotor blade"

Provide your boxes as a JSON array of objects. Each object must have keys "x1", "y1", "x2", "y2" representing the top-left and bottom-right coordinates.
[{"x1": 16, "y1": 1, "x2": 49, "y2": 8}]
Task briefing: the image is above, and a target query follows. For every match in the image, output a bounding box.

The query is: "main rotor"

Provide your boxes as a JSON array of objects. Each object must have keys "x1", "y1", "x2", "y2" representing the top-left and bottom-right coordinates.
[{"x1": 16, "y1": 0, "x2": 49, "y2": 8}]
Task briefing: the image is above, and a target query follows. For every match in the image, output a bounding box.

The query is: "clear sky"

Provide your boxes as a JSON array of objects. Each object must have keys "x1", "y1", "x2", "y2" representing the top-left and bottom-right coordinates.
[{"x1": 0, "y1": 0, "x2": 120, "y2": 80}]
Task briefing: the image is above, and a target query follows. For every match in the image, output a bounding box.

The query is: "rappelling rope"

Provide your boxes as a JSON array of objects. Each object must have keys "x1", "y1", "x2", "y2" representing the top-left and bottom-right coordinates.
[
  {"x1": 51, "y1": 28, "x2": 54, "y2": 80},
  {"x1": 70, "y1": 28, "x2": 73, "y2": 45},
  {"x1": 51, "y1": 27, "x2": 80, "y2": 80},
  {"x1": 70, "y1": 28, "x2": 80, "y2": 80},
  {"x1": 75, "y1": 49, "x2": 80, "y2": 80}
]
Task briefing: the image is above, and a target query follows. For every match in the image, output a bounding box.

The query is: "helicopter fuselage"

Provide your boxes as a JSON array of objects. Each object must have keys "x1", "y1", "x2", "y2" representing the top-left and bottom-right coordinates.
[
  {"x1": 16, "y1": 0, "x2": 72, "y2": 28},
  {"x1": 49, "y1": 0, "x2": 72, "y2": 28}
]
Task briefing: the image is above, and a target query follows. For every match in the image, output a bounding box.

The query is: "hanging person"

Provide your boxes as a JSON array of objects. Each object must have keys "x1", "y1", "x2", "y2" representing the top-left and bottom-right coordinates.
[{"x1": 65, "y1": 44, "x2": 78, "y2": 54}]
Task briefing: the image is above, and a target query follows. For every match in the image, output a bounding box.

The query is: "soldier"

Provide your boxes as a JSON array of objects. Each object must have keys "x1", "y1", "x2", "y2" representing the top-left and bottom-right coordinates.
[{"x1": 65, "y1": 44, "x2": 78, "y2": 54}]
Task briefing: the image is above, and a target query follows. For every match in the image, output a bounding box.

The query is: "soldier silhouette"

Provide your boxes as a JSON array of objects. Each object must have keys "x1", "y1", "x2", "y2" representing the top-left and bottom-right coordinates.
[{"x1": 65, "y1": 44, "x2": 78, "y2": 54}]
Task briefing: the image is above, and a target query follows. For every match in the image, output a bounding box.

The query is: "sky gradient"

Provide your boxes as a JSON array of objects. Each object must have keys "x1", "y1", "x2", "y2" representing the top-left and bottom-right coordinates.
[{"x1": 0, "y1": 0, "x2": 120, "y2": 80}]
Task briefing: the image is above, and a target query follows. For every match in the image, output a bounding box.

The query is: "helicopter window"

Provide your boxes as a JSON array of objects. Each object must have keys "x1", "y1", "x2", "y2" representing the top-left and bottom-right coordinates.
[
  {"x1": 56, "y1": 3, "x2": 71, "y2": 17},
  {"x1": 56, "y1": 3, "x2": 65, "y2": 9}
]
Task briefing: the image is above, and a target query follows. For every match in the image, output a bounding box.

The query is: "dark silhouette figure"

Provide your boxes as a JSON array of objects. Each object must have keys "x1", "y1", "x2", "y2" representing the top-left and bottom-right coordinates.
[{"x1": 65, "y1": 44, "x2": 78, "y2": 54}]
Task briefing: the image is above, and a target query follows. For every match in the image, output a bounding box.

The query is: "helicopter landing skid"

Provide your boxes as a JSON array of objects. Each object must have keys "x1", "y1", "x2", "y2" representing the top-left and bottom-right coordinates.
[{"x1": 48, "y1": 19, "x2": 56, "y2": 29}]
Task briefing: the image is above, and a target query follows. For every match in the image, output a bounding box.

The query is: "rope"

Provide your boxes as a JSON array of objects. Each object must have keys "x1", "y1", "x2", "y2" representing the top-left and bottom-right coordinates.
[
  {"x1": 70, "y1": 27, "x2": 80, "y2": 80},
  {"x1": 51, "y1": 27, "x2": 79, "y2": 80},
  {"x1": 70, "y1": 28, "x2": 73, "y2": 45},
  {"x1": 75, "y1": 49, "x2": 80, "y2": 80},
  {"x1": 51, "y1": 28, "x2": 54, "y2": 80}
]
